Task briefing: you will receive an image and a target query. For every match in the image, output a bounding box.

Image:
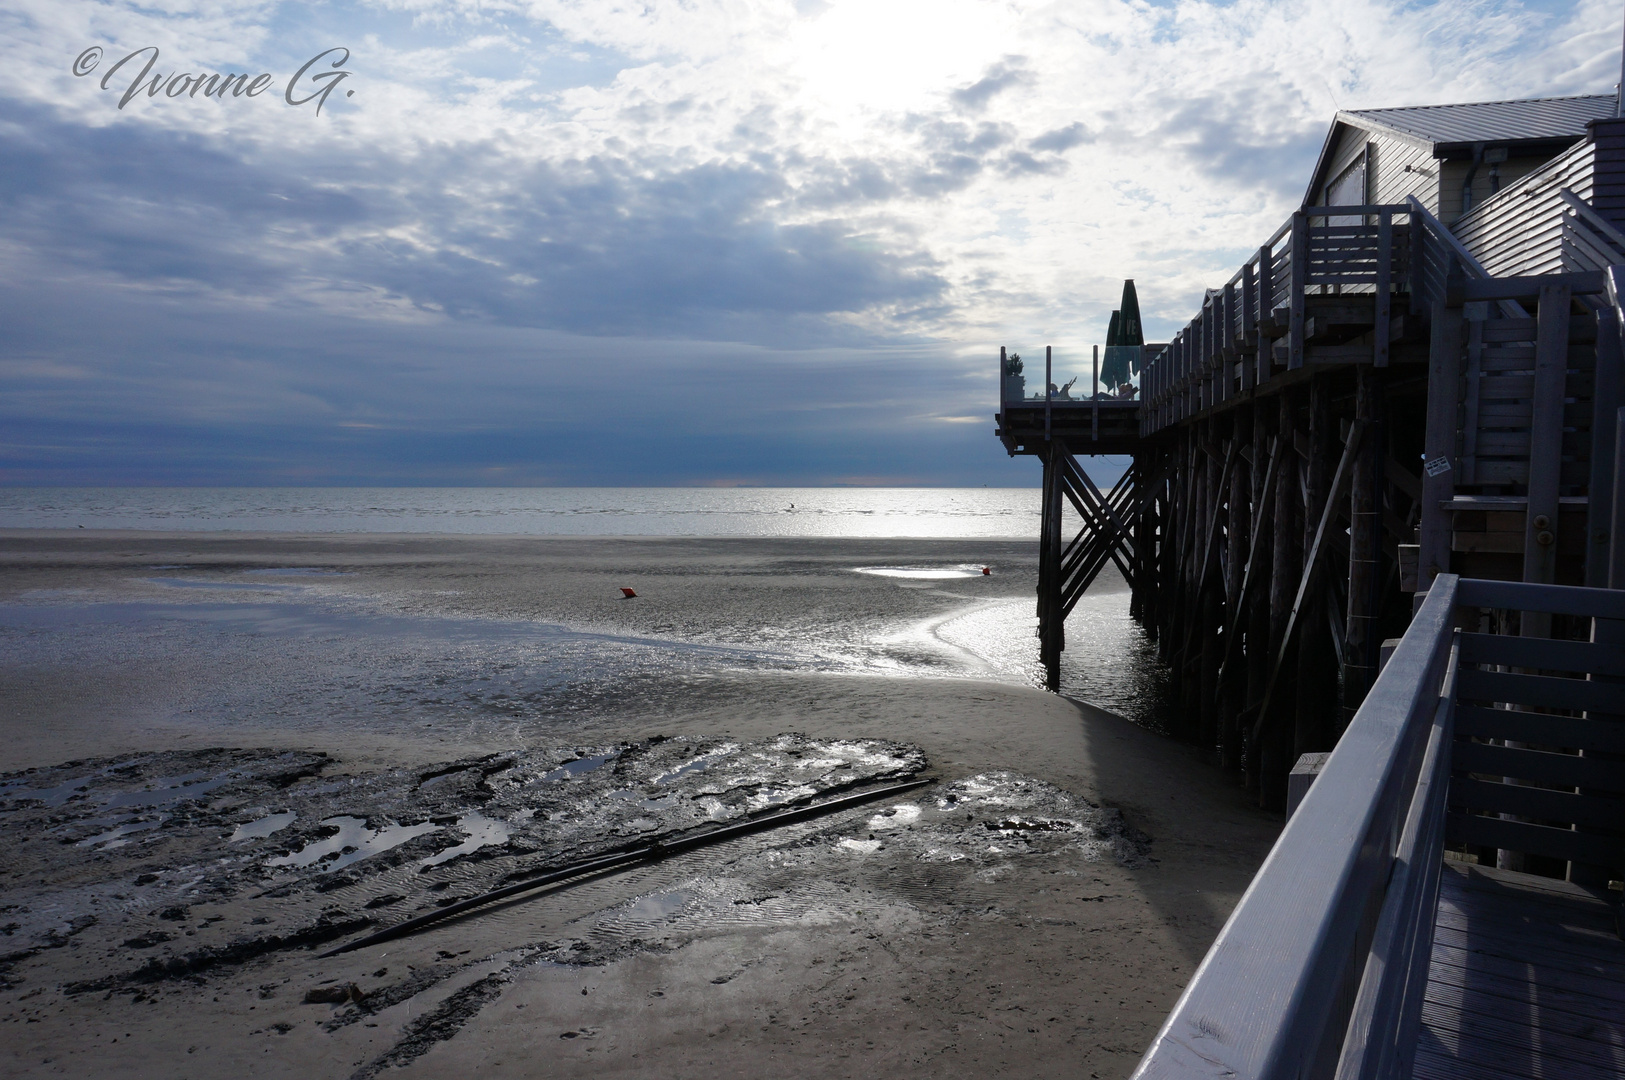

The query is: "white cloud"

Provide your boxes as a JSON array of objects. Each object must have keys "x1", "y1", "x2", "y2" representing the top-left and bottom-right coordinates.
[{"x1": 0, "y1": 0, "x2": 1617, "y2": 481}]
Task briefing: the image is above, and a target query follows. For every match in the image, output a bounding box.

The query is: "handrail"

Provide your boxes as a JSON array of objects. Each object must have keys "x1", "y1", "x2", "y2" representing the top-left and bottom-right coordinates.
[
  {"x1": 1140, "y1": 204, "x2": 1415, "y2": 431},
  {"x1": 1404, "y1": 196, "x2": 1526, "y2": 318},
  {"x1": 1130, "y1": 574, "x2": 1461, "y2": 1079},
  {"x1": 1131, "y1": 573, "x2": 1625, "y2": 1079}
]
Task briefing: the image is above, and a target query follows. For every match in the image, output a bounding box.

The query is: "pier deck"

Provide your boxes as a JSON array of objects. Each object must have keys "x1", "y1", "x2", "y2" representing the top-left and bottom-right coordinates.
[{"x1": 1416, "y1": 863, "x2": 1625, "y2": 1080}]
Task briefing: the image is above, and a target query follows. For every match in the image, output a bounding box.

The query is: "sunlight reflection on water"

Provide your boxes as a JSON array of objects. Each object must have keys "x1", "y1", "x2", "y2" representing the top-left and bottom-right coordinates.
[{"x1": 0, "y1": 487, "x2": 1048, "y2": 537}]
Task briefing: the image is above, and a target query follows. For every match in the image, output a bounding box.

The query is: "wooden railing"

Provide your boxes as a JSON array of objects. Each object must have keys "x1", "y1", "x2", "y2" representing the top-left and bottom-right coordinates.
[
  {"x1": 1139, "y1": 205, "x2": 1417, "y2": 435},
  {"x1": 1129, "y1": 574, "x2": 1625, "y2": 1080}
]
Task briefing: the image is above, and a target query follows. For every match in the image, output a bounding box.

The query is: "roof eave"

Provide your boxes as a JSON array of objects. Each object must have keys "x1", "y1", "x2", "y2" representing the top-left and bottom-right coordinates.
[
  {"x1": 1428, "y1": 134, "x2": 1589, "y2": 159},
  {"x1": 1332, "y1": 110, "x2": 1437, "y2": 152}
]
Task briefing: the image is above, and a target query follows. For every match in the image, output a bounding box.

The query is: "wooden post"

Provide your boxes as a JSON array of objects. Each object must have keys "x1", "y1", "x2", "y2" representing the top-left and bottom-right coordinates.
[
  {"x1": 1374, "y1": 211, "x2": 1392, "y2": 367},
  {"x1": 1243, "y1": 407, "x2": 1274, "y2": 776},
  {"x1": 1044, "y1": 344, "x2": 1052, "y2": 442},
  {"x1": 1295, "y1": 375, "x2": 1334, "y2": 755},
  {"x1": 1241, "y1": 260, "x2": 1258, "y2": 392},
  {"x1": 1407, "y1": 206, "x2": 1425, "y2": 315},
  {"x1": 1585, "y1": 302, "x2": 1622, "y2": 587},
  {"x1": 1256, "y1": 244, "x2": 1273, "y2": 384},
  {"x1": 1344, "y1": 365, "x2": 1383, "y2": 724},
  {"x1": 1038, "y1": 440, "x2": 1065, "y2": 691},
  {"x1": 1256, "y1": 390, "x2": 1301, "y2": 804},
  {"x1": 1092, "y1": 345, "x2": 1099, "y2": 442},
  {"x1": 1220, "y1": 408, "x2": 1253, "y2": 771},
  {"x1": 1418, "y1": 293, "x2": 1463, "y2": 593},
  {"x1": 1289, "y1": 213, "x2": 1307, "y2": 370},
  {"x1": 1613, "y1": 406, "x2": 1625, "y2": 589},
  {"x1": 1522, "y1": 284, "x2": 1572, "y2": 607}
]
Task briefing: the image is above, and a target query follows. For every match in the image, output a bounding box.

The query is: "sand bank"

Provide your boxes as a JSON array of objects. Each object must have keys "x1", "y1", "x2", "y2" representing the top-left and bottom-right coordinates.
[{"x1": 0, "y1": 533, "x2": 1278, "y2": 1078}]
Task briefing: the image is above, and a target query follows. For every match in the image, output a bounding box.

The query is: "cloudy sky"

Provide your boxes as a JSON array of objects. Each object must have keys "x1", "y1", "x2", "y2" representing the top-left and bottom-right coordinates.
[{"x1": 0, "y1": 0, "x2": 1615, "y2": 486}]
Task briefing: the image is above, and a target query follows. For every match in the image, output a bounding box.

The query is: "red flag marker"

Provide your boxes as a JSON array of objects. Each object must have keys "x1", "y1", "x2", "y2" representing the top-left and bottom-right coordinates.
[{"x1": 620, "y1": 587, "x2": 637, "y2": 598}]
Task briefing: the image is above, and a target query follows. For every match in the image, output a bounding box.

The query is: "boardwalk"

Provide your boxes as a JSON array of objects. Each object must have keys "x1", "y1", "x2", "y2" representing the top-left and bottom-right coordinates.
[
  {"x1": 995, "y1": 93, "x2": 1625, "y2": 1078},
  {"x1": 1416, "y1": 863, "x2": 1625, "y2": 1080}
]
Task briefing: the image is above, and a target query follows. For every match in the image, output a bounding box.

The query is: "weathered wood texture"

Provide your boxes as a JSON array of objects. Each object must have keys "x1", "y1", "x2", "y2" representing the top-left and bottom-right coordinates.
[{"x1": 1413, "y1": 862, "x2": 1625, "y2": 1080}]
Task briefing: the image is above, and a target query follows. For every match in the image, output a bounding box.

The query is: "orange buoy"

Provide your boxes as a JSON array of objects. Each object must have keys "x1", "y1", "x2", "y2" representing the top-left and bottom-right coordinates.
[
  {"x1": 981, "y1": 567, "x2": 991, "y2": 575},
  {"x1": 620, "y1": 587, "x2": 637, "y2": 598}
]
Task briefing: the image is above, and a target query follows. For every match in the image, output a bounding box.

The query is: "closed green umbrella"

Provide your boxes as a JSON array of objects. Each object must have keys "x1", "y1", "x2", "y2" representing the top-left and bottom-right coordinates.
[{"x1": 1100, "y1": 279, "x2": 1142, "y2": 390}]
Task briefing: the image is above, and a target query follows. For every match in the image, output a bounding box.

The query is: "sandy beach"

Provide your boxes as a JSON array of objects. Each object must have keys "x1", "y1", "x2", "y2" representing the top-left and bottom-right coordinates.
[{"x1": 0, "y1": 533, "x2": 1279, "y2": 1078}]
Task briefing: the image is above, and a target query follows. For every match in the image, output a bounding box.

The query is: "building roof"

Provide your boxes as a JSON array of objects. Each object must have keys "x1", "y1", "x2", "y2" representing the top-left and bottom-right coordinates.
[{"x1": 1338, "y1": 94, "x2": 1617, "y2": 150}]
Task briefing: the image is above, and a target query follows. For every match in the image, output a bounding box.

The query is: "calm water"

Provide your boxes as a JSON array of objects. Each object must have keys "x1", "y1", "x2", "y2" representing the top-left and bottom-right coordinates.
[
  {"x1": 0, "y1": 487, "x2": 1177, "y2": 733},
  {"x1": 0, "y1": 487, "x2": 1041, "y2": 537}
]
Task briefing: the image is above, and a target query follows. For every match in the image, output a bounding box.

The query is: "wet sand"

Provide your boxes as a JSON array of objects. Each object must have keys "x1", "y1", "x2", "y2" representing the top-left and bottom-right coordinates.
[{"x1": 0, "y1": 533, "x2": 1279, "y2": 1078}]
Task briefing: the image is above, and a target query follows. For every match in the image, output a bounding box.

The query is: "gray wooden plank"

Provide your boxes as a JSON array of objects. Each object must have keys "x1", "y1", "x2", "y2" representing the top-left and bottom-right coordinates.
[
  {"x1": 1430, "y1": 922, "x2": 1625, "y2": 979},
  {"x1": 1423, "y1": 953, "x2": 1625, "y2": 1025},
  {"x1": 1423, "y1": 982, "x2": 1625, "y2": 1053},
  {"x1": 1420, "y1": 998, "x2": 1625, "y2": 1073},
  {"x1": 1434, "y1": 893, "x2": 1623, "y2": 942},
  {"x1": 1452, "y1": 739, "x2": 1625, "y2": 789},
  {"x1": 1456, "y1": 634, "x2": 1625, "y2": 677},
  {"x1": 1454, "y1": 706, "x2": 1625, "y2": 750},
  {"x1": 1447, "y1": 812, "x2": 1625, "y2": 866},
  {"x1": 1414, "y1": 1030, "x2": 1624, "y2": 1080},
  {"x1": 1434, "y1": 891, "x2": 1621, "y2": 939},
  {"x1": 1427, "y1": 919, "x2": 1625, "y2": 980},
  {"x1": 1439, "y1": 863, "x2": 1619, "y2": 913},
  {"x1": 1456, "y1": 668, "x2": 1624, "y2": 714},
  {"x1": 1413, "y1": 1042, "x2": 1616, "y2": 1080},
  {"x1": 1449, "y1": 775, "x2": 1625, "y2": 830}
]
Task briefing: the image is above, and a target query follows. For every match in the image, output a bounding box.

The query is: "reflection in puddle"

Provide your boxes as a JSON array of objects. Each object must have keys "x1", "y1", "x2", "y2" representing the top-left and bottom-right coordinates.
[
  {"x1": 77, "y1": 817, "x2": 165, "y2": 849},
  {"x1": 268, "y1": 816, "x2": 441, "y2": 872},
  {"x1": 541, "y1": 753, "x2": 618, "y2": 782},
  {"x1": 652, "y1": 747, "x2": 736, "y2": 785},
  {"x1": 1, "y1": 773, "x2": 99, "y2": 809},
  {"x1": 243, "y1": 568, "x2": 349, "y2": 577},
  {"x1": 608, "y1": 790, "x2": 679, "y2": 811},
  {"x1": 420, "y1": 813, "x2": 512, "y2": 868},
  {"x1": 230, "y1": 811, "x2": 297, "y2": 842},
  {"x1": 143, "y1": 578, "x2": 303, "y2": 592},
  {"x1": 621, "y1": 890, "x2": 691, "y2": 922},
  {"x1": 853, "y1": 566, "x2": 982, "y2": 580}
]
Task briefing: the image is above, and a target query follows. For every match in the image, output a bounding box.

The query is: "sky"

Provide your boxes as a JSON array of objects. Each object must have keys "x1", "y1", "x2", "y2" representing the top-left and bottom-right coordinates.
[{"x1": 0, "y1": 0, "x2": 1617, "y2": 486}]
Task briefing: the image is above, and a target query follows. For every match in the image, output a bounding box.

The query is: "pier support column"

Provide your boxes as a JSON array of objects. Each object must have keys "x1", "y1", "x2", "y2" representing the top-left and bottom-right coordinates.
[
  {"x1": 1037, "y1": 440, "x2": 1065, "y2": 692},
  {"x1": 1344, "y1": 365, "x2": 1384, "y2": 723},
  {"x1": 1295, "y1": 374, "x2": 1336, "y2": 757},
  {"x1": 1256, "y1": 391, "x2": 1301, "y2": 807},
  {"x1": 1218, "y1": 408, "x2": 1253, "y2": 773},
  {"x1": 1242, "y1": 405, "x2": 1273, "y2": 777}
]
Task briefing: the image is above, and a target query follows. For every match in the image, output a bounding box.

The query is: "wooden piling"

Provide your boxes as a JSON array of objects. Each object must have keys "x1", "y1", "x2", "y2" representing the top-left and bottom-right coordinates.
[
  {"x1": 1295, "y1": 375, "x2": 1335, "y2": 757},
  {"x1": 1343, "y1": 365, "x2": 1383, "y2": 723}
]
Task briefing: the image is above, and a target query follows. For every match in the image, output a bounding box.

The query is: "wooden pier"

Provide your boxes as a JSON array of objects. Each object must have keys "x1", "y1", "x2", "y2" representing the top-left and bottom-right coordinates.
[
  {"x1": 995, "y1": 94, "x2": 1625, "y2": 1079},
  {"x1": 998, "y1": 102, "x2": 1625, "y2": 810}
]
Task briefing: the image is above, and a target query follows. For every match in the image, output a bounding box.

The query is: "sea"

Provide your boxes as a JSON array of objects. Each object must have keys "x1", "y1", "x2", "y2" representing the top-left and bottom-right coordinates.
[
  {"x1": 0, "y1": 487, "x2": 1178, "y2": 735},
  {"x1": 0, "y1": 487, "x2": 1041, "y2": 537}
]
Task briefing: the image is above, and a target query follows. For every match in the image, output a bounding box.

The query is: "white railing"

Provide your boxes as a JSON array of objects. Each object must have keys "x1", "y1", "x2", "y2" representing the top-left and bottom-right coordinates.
[{"x1": 1130, "y1": 575, "x2": 1625, "y2": 1080}]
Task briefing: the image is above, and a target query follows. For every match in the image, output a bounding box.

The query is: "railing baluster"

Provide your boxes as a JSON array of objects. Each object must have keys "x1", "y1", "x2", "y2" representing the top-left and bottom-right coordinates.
[
  {"x1": 1289, "y1": 211, "x2": 1307, "y2": 369},
  {"x1": 1375, "y1": 211, "x2": 1392, "y2": 367}
]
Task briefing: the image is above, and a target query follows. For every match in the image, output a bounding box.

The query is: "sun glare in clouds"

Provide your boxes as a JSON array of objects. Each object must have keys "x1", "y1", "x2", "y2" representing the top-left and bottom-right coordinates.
[
  {"x1": 0, "y1": 0, "x2": 1620, "y2": 484},
  {"x1": 786, "y1": 0, "x2": 1019, "y2": 117}
]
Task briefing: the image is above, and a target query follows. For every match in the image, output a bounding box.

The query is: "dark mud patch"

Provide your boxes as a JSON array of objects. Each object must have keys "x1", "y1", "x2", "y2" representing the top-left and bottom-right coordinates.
[
  {"x1": 347, "y1": 962, "x2": 523, "y2": 1080},
  {"x1": 66, "y1": 912, "x2": 375, "y2": 995},
  {"x1": 0, "y1": 735, "x2": 927, "y2": 996}
]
